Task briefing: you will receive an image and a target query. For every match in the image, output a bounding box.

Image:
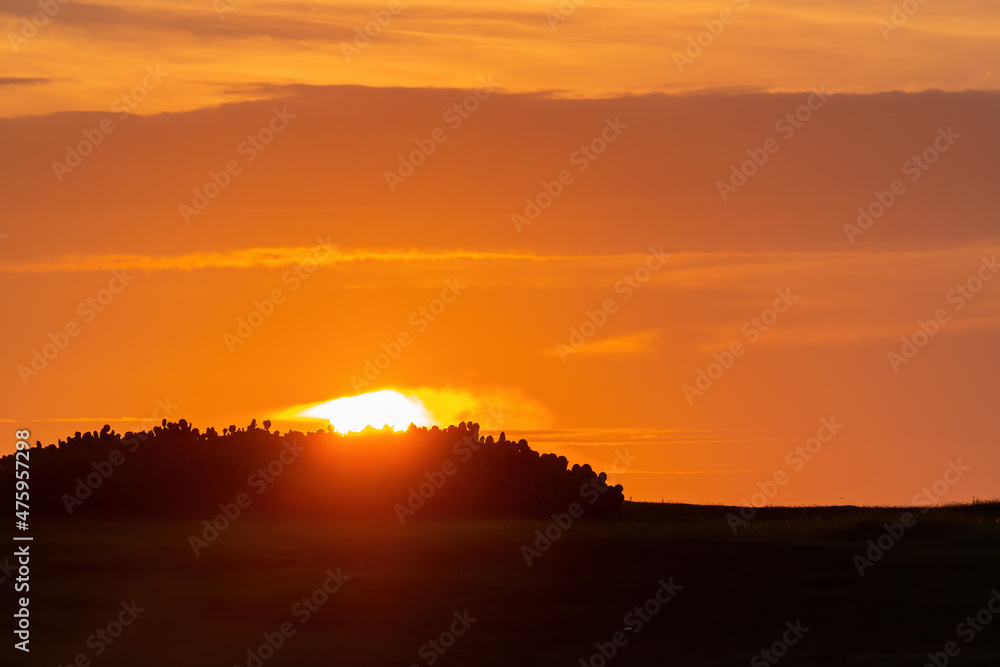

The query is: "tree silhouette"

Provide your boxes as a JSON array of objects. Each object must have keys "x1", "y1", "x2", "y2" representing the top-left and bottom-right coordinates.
[{"x1": 0, "y1": 420, "x2": 626, "y2": 520}]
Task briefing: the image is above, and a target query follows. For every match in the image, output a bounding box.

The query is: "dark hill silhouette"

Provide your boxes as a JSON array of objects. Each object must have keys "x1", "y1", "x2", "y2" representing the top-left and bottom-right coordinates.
[{"x1": 2, "y1": 420, "x2": 625, "y2": 520}]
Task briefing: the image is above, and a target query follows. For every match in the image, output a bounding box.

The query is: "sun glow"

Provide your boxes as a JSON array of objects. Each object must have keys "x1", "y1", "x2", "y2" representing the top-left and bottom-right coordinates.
[{"x1": 297, "y1": 390, "x2": 434, "y2": 433}]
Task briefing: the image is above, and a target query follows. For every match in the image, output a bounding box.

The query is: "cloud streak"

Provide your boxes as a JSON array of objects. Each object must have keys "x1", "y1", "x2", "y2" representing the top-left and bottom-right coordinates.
[
  {"x1": 2, "y1": 0, "x2": 999, "y2": 115},
  {"x1": 0, "y1": 247, "x2": 672, "y2": 273}
]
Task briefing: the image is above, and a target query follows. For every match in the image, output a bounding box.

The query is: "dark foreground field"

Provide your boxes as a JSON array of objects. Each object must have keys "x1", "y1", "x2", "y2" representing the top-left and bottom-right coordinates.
[{"x1": 14, "y1": 502, "x2": 1000, "y2": 666}]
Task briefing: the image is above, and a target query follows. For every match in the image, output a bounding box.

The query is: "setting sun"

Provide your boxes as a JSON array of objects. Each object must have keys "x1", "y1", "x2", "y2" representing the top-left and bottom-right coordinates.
[{"x1": 298, "y1": 389, "x2": 433, "y2": 433}]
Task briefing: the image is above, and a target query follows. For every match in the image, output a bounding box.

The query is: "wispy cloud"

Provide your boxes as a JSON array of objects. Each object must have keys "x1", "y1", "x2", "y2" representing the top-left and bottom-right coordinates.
[
  {"x1": 0, "y1": 246, "x2": 667, "y2": 274},
  {"x1": 617, "y1": 469, "x2": 758, "y2": 475},
  {"x1": 0, "y1": 416, "x2": 150, "y2": 422},
  {"x1": 545, "y1": 330, "x2": 659, "y2": 359},
  {"x1": 0, "y1": 77, "x2": 52, "y2": 87},
  {"x1": 3, "y1": 0, "x2": 999, "y2": 116}
]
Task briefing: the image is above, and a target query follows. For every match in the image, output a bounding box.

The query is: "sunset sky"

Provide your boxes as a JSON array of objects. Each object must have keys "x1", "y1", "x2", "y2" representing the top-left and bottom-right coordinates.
[{"x1": 2, "y1": 0, "x2": 999, "y2": 505}]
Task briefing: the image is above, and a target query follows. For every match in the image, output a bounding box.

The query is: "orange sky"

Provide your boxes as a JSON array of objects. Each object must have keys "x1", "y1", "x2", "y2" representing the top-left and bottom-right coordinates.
[{"x1": 1, "y1": 0, "x2": 999, "y2": 505}]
